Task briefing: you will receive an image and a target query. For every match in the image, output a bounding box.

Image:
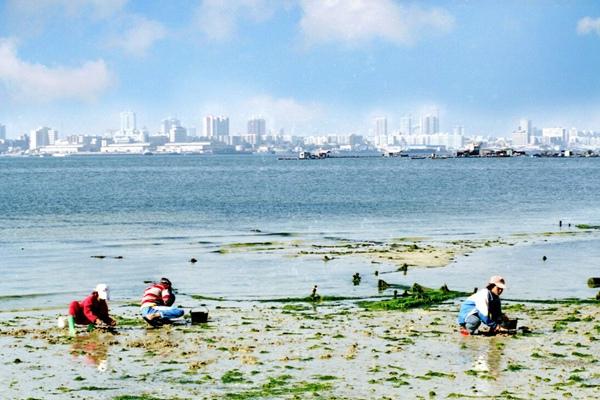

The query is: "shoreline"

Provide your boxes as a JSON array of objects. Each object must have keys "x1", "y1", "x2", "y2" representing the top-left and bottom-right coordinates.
[{"x1": 1, "y1": 229, "x2": 599, "y2": 399}]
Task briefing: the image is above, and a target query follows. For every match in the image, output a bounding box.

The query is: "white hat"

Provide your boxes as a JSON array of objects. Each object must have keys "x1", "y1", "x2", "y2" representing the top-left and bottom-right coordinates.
[
  {"x1": 95, "y1": 283, "x2": 110, "y2": 300},
  {"x1": 489, "y1": 275, "x2": 506, "y2": 289}
]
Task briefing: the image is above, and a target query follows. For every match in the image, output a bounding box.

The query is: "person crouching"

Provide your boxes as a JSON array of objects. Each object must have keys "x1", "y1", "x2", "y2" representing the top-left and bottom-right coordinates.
[
  {"x1": 140, "y1": 277, "x2": 184, "y2": 327},
  {"x1": 68, "y1": 284, "x2": 116, "y2": 336},
  {"x1": 457, "y1": 276, "x2": 508, "y2": 335}
]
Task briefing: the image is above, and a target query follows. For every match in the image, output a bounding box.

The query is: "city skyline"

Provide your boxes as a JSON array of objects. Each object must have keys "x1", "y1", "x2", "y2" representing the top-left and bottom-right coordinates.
[{"x1": 1, "y1": 1, "x2": 600, "y2": 137}]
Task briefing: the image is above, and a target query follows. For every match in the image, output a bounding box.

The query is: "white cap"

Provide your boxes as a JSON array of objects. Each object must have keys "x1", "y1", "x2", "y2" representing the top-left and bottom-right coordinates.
[
  {"x1": 489, "y1": 275, "x2": 506, "y2": 289},
  {"x1": 95, "y1": 283, "x2": 110, "y2": 300}
]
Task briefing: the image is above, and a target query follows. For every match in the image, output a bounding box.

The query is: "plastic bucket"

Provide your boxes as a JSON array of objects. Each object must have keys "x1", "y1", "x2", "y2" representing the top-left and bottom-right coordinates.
[{"x1": 190, "y1": 308, "x2": 209, "y2": 324}]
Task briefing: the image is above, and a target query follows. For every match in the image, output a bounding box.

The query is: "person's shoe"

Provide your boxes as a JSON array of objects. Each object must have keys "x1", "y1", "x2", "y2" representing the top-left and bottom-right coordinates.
[
  {"x1": 460, "y1": 327, "x2": 470, "y2": 336},
  {"x1": 143, "y1": 313, "x2": 164, "y2": 327}
]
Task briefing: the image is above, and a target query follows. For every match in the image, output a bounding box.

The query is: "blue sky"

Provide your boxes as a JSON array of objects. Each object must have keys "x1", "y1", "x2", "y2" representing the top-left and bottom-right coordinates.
[{"x1": 1, "y1": 0, "x2": 600, "y2": 138}]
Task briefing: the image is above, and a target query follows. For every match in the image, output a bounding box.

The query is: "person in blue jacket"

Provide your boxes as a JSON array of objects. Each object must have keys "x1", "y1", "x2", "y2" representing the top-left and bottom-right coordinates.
[{"x1": 457, "y1": 275, "x2": 508, "y2": 335}]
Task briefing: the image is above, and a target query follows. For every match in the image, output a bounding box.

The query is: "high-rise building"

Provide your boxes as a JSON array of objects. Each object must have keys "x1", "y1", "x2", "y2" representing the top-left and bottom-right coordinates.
[
  {"x1": 0, "y1": 124, "x2": 6, "y2": 140},
  {"x1": 400, "y1": 115, "x2": 412, "y2": 135},
  {"x1": 47, "y1": 129, "x2": 59, "y2": 145},
  {"x1": 203, "y1": 115, "x2": 230, "y2": 138},
  {"x1": 453, "y1": 125, "x2": 465, "y2": 136},
  {"x1": 374, "y1": 117, "x2": 387, "y2": 136},
  {"x1": 247, "y1": 118, "x2": 266, "y2": 136},
  {"x1": 420, "y1": 112, "x2": 439, "y2": 135},
  {"x1": 542, "y1": 127, "x2": 567, "y2": 146},
  {"x1": 120, "y1": 111, "x2": 136, "y2": 135},
  {"x1": 518, "y1": 119, "x2": 532, "y2": 136},
  {"x1": 29, "y1": 127, "x2": 50, "y2": 149},
  {"x1": 169, "y1": 126, "x2": 187, "y2": 143},
  {"x1": 161, "y1": 117, "x2": 181, "y2": 136}
]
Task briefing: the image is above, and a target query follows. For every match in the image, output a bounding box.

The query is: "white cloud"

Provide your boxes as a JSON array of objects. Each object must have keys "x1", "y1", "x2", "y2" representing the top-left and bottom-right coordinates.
[
  {"x1": 0, "y1": 39, "x2": 113, "y2": 102},
  {"x1": 110, "y1": 16, "x2": 167, "y2": 56},
  {"x1": 197, "y1": 94, "x2": 325, "y2": 134},
  {"x1": 577, "y1": 16, "x2": 600, "y2": 36},
  {"x1": 299, "y1": 0, "x2": 454, "y2": 47},
  {"x1": 243, "y1": 95, "x2": 324, "y2": 127},
  {"x1": 195, "y1": 0, "x2": 278, "y2": 41}
]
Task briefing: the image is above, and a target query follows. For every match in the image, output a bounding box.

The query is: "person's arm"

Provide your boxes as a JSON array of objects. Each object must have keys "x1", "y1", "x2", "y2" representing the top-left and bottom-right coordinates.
[
  {"x1": 98, "y1": 301, "x2": 116, "y2": 326},
  {"x1": 162, "y1": 288, "x2": 175, "y2": 306},
  {"x1": 82, "y1": 296, "x2": 100, "y2": 324}
]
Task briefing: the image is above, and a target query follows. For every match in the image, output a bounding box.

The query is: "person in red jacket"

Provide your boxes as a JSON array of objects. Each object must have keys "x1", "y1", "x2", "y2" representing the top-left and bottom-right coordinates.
[{"x1": 68, "y1": 284, "x2": 116, "y2": 335}]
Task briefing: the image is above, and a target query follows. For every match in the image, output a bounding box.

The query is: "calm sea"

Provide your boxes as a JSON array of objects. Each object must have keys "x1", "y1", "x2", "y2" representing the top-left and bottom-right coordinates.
[{"x1": 1, "y1": 155, "x2": 599, "y2": 310}]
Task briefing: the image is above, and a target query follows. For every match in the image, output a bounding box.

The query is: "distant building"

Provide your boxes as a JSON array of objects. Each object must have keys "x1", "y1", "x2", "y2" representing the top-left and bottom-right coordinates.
[
  {"x1": 203, "y1": 115, "x2": 229, "y2": 138},
  {"x1": 29, "y1": 127, "x2": 51, "y2": 150},
  {"x1": 247, "y1": 118, "x2": 266, "y2": 136},
  {"x1": 519, "y1": 119, "x2": 532, "y2": 136},
  {"x1": 169, "y1": 125, "x2": 187, "y2": 143},
  {"x1": 400, "y1": 115, "x2": 412, "y2": 135},
  {"x1": 420, "y1": 112, "x2": 439, "y2": 135},
  {"x1": 0, "y1": 124, "x2": 5, "y2": 140},
  {"x1": 161, "y1": 117, "x2": 181, "y2": 136},
  {"x1": 512, "y1": 130, "x2": 529, "y2": 146},
  {"x1": 453, "y1": 125, "x2": 465, "y2": 136},
  {"x1": 120, "y1": 111, "x2": 136, "y2": 135},
  {"x1": 374, "y1": 117, "x2": 387, "y2": 136},
  {"x1": 542, "y1": 127, "x2": 567, "y2": 146},
  {"x1": 47, "y1": 129, "x2": 59, "y2": 145}
]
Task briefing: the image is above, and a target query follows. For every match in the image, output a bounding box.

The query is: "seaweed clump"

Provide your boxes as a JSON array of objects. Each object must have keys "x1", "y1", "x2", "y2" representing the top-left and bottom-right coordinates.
[{"x1": 358, "y1": 283, "x2": 468, "y2": 311}]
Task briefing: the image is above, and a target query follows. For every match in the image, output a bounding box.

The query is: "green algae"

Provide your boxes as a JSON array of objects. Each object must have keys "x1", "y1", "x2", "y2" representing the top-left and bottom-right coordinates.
[
  {"x1": 358, "y1": 284, "x2": 468, "y2": 311},
  {"x1": 224, "y1": 375, "x2": 333, "y2": 399},
  {"x1": 575, "y1": 224, "x2": 600, "y2": 230},
  {"x1": 221, "y1": 369, "x2": 247, "y2": 384},
  {"x1": 113, "y1": 396, "x2": 180, "y2": 400}
]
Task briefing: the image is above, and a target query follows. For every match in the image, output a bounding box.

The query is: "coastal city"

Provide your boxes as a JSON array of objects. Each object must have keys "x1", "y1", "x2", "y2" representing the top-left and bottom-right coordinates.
[{"x1": 1, "y1": 112, "x2": 600, "y2": 158}]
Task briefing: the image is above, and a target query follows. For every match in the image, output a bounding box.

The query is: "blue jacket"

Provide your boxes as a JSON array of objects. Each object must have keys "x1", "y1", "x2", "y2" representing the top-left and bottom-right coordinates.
[{"x1": 457, "y1": 288, "x2": 502, "y2": 329}]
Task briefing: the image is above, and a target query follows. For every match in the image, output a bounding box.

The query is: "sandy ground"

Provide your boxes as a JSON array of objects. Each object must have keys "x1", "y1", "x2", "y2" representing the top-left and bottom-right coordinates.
[{"x1": 1, "y1": 297, "x2": 598, "y2": 400}]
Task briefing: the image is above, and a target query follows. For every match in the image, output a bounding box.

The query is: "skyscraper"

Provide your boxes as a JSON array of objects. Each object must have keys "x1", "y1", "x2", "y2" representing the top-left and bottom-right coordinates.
[
  {"x1": 374, "y1": 117, "x2": 387, "y2": 136},
  {"x1": 0, "y1": 124, "x2": 6, "y2": 140},
  {"x1": 161, "y1": 117, "x2": 181, "y2": 136},
  {"x1": 400, "y1": 115, "x2": 412, "y2": 135},
  {"x1": 519, "y1": 119, "x2": 532, "y2": 136},
  {"x1": 120, "y1": 111, "x2": 136, "y2": 135},
  {"x1": 169, "y1": 125, "x2": 187, "y2": 143},
  {"x1": 420, "y1": 113, "x2": 440, "y2": 135},
  {"x1": 247, "y1": 118, "x2": 266, "y2": 136},
  {"x1": 203, "y1": 115, "x2": 230, "y2": 138},
  {"x1": 29, "y1": 127, "x2": 50, "y2": 149}
]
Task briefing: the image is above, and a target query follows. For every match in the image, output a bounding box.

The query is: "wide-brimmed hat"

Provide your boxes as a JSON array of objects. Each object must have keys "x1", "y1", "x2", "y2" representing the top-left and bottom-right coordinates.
[{"x1": 489, "y1": 275, "x2": 506, "y2": 289}]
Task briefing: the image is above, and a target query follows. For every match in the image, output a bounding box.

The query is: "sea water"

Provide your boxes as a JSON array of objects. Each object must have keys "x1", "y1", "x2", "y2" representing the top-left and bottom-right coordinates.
[{"x1": 1, "y1": 155, "x2": 599, "y2": 310}]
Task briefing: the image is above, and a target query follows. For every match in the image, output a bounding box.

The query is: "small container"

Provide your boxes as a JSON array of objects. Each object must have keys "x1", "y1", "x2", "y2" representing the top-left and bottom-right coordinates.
[
  {"x1": 190, "y1": 305, "x2": 209, "y2": 324},
  {"x1": 502, "y1": 318, "x2": 518, "y2": 330}
]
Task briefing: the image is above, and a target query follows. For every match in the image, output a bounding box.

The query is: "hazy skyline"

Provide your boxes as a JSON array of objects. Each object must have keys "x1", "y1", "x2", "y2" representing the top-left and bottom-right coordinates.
[{"x1": 1, "y1": 0, "x2": 600, "y2": 137}]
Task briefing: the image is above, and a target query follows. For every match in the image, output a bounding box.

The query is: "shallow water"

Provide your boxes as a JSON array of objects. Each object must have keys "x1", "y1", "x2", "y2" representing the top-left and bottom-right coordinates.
[{"x1": 1, "y1": 155, "x2": 599, "y2": 310}]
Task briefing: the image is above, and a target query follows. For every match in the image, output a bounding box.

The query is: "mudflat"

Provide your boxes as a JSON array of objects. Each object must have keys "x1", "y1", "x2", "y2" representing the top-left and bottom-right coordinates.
[{"x1": 1, "y1": 298, "x2": 598, "y2": 399}]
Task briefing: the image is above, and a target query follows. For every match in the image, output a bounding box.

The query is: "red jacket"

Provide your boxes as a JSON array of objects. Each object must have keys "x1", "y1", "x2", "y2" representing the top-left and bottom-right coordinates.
[{"x1": 70, "y1": 292, "x2": 113, "y2": 325}]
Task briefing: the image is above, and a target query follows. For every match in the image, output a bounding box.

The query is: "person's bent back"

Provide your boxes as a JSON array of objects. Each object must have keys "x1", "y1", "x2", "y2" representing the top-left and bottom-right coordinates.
[{"x1": 140, "y1": 277, "x2": 184, "y2": 326}]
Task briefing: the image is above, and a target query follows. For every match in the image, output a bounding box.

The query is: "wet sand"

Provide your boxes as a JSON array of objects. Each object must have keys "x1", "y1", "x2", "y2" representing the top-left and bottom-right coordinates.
[{"x1": 1, "y1": 298, "x2": 598, "y2": 399}]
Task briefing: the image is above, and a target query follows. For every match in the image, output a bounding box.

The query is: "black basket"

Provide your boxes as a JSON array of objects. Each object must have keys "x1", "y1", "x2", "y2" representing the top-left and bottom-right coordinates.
[
  {"x1": 190, "y1": 308, "x2": 209, "y2": 324},
  {"x1": 502, "y1": 318, "x2": 518, "y2": 330}
]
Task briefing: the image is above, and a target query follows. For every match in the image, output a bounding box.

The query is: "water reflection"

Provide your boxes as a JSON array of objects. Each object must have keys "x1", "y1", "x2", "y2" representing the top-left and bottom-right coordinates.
[
  {"x1": 70, "y1": 335, "x2": 110, "y2": 372},
  {"x1": 459, "y1": 336, "x2": 505, "y2": 392}
]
